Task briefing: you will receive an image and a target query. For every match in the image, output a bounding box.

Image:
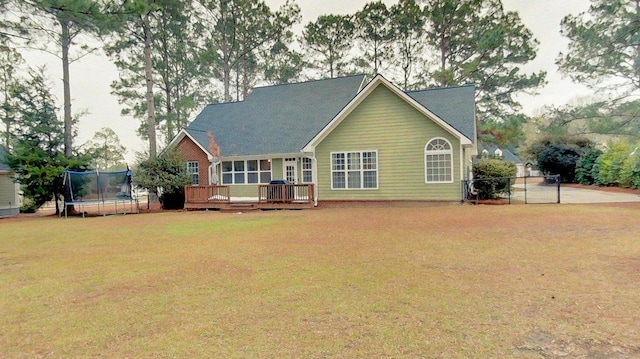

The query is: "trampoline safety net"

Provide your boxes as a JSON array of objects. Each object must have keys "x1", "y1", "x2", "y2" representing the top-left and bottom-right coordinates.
[{"x1": 63, "y1": 170, "x2": 138, "y2": 217}]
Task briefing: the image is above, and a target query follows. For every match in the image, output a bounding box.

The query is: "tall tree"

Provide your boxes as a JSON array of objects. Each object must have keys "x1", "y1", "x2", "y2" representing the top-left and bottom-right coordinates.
[
  {"x1": 557, "y1": 0, "x2": 640, "y2": 138},
  {"x1": 197, "y1": 0, "x2": 300, "y2": 102},
  {"x1": 84, "y1": 127, "x2": 127, "y2": 170},
  {"x1": 353, "y1": 1, "x2": 393, "y2": 77},
  {"x1": 389, "y1": 0, "x2": 425, "y2": 89},
  {"x1": 11, "y1": 0, "x2": 105, "y2": 157},
  {"x1": 108, "y1": 0, "x2": 207, "y2": 145},
  {"x1": 0, "y1": 45, "x2": 22, "y2": 149},
  {"x1": 422, "y1": 0, "x2": 545, "y2": 127},
  {"x1": 302, "y1": 14, "x2": 355, "y2": 78},
  {"x1": 106, "y1": 0, "x2": 190, "y2": 158},
  {"x1": 262, "y1": 39, "x2": 305, "y2": 84},
  {"x1": 5, "y1": 68, "x2": 89, "y2": 213}
]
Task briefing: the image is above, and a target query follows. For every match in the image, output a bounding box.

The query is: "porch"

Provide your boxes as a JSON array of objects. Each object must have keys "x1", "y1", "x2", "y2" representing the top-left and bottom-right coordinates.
[{"x1": 184, "y1": 183, "x2": 315, "y2": 211}]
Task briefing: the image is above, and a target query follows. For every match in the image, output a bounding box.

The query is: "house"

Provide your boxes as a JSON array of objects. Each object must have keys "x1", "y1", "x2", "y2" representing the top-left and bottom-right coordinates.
[
  {"x1": 0, "y1": 146, "x2": 21, "y2": 217},
  {"x1": 169, "y1": 74, "x2": 477, "y2": 207},
  {"x1": 478, "y1": 144, "x2": 526, "y2": 177}
]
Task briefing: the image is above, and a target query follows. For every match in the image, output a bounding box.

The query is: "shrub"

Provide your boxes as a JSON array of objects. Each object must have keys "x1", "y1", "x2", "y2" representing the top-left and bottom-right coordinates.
[
  {"x1": 620, "y1": 147, "x2": 640, "y2": 189},
  {"x1": 597, "y1": 141, "x2": 632, "y2": 186},
  {"x1": 525, "y1": 136, "x2": 593, "y2": 183},
  {"x1": 133, "y1": 149, "x2": 191, "y2": 209},
  {"x1": 472, "y1": 158, "x2": 517, "y2": 199},
  {"x1": 575, "y1": 148, "x2": 603, "y2": 185}
]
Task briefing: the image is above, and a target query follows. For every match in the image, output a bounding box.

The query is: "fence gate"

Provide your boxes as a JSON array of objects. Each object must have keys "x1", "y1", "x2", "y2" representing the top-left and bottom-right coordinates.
[
  {"x1": 462, "y1": 175, "x2": 561, "y2": 204},
  {"x1": 520, "y1": 175, "x2": 561, "y2": 204}
]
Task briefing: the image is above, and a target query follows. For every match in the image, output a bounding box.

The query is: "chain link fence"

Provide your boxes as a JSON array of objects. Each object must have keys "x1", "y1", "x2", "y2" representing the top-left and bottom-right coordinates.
[{"x1": 462, "y1": 175, "x2": 561, "y2": 204}]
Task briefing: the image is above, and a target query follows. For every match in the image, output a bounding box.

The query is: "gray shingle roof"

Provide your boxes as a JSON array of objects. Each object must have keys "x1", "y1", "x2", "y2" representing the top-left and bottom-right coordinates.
[
  {"x1": 186, "y1": 75, "x2": 366, "y2": 156},
  {"x1": 407, "y1": 84, "x2": 475, "y2": 141},
  {"x1": 478, "y1": 143, "x2": 523, "y2": 164},
  {"x1": 185, "y1": 76, "x2": 475, "y2": 157}
]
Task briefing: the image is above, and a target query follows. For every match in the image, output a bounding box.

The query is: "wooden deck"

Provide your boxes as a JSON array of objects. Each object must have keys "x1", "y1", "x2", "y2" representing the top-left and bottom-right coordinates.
[{"x1": 184, "y1": 184, "x2": 315, "y2": 211}]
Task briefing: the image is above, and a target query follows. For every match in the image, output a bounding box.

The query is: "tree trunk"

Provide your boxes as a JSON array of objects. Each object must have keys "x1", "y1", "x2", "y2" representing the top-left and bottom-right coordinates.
[
  {"x1": 438, "y1": 18, "x2": 449, "y2": 87},
  {"x1": 161, "y1": 27, "x2": 174, "y2": 140},
  {"x1": 61, "y1": 19, "x2": 72, "y2": 157},
  {"x1": 224, "y1": 62, "x2": 231, "y2": 102},
  {"x1": 143, "y1": 13, "x2": 157, "y2": 158}
]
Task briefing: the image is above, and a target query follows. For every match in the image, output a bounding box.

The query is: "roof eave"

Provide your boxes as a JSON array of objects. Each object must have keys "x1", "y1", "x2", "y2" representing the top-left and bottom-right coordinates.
[{"x1": 167, "y1": 129, "x2": 214, "y2": 160}]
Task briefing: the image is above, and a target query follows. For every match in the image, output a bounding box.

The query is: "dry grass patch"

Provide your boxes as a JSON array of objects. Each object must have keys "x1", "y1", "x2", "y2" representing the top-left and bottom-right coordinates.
[{"x1": 1, "y1": 205, "x2": 640, "y2": 358}]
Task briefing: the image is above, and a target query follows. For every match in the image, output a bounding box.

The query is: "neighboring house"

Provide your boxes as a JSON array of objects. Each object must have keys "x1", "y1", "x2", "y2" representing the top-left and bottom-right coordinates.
[
  {"x1": 478, "y1": 144, "x2": 526, "y2": 177},
  {"x1": 169, "y1": 74, "x2": 477, "y2": 205},
  {"x1": 0, "y1": 146, "x2": 21, "y2": 217}
]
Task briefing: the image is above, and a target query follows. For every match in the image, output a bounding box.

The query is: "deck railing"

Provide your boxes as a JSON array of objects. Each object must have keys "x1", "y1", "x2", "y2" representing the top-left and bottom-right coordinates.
[
  {"x1": 258, "y1": 184, "x2": 314, "y2": 204},
  {"x1": 184, "y1": 184, "x2": 314, "y2": 209},
  {"x1": 184, "y1": 185, "x2": 230, "y2": 203}
]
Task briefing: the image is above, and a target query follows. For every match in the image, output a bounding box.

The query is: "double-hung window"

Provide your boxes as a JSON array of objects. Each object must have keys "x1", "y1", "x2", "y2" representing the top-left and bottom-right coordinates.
[
  {"x1": 221, "y1": 159, "x2": 271, "y2": 184},
  {"x1": 186, "y1": 161, "x2": 199, "y2": 185},
  {"x1": 301, "y1": 157, "x2": 313, "y2": 183},
  {"x1": 331, "y1": 151, "x2": 378, "y2": 189},
  {"x1": 425, "y1": 138, "x2": 453, "y2": 183}
]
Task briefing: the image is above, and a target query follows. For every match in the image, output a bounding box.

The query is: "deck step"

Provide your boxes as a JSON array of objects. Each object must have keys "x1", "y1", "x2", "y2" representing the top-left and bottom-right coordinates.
[{"x1": 220, "y1": 203, "x2": 259, "y2": 213}]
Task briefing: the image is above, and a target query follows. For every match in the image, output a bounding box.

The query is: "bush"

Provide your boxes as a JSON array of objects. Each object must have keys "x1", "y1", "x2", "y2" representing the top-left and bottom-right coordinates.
[
  {"x1": 597, "y1": 141, "x2": 632, "y2": 186},
  {"x1": 525, "y1": 136, "x2": 593, "y2": 183},
  {"x1": 620, "y1": 146, "x2": 640, "y2": 189},
  {"x1": 575, "y1": 148, "x2": 603, "y2": 185},
  {"x1": 133, "y1": 149, "x2": 191, "y2": 209},
  {"x1": 472, "y1": 158, "x2": 517, "y2": 199}
]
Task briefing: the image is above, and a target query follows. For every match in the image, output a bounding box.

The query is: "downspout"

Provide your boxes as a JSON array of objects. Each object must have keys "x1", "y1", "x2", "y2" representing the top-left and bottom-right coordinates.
[
  {"x1": 459, "y1": 144, "x2": 465, "y2": 181},
  {"x1": 311, "y1": 152, "x2": 319, "y2": 207}
]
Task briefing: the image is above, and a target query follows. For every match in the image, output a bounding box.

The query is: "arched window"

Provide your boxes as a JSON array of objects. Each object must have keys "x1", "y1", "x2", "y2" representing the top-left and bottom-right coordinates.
[{"x1": 425, "y1": 138, "x2": 453, "y2": 183}]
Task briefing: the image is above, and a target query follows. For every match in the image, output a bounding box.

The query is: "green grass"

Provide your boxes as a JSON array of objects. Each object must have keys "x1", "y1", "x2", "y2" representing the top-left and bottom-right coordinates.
[{"x1": 1, "y1": 205, "x2": 640, "y2": 358}]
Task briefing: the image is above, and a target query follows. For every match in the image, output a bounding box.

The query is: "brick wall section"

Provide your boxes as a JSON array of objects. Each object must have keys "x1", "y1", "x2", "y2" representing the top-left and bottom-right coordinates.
[{"x1": 176, "y1": 137, "x2": 210, "y2": 185}]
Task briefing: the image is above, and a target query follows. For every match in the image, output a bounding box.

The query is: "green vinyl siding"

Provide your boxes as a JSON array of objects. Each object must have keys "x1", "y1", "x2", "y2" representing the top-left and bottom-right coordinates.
[{"x1": 316, "y1": 85, "x2": 462, "y2": 201}]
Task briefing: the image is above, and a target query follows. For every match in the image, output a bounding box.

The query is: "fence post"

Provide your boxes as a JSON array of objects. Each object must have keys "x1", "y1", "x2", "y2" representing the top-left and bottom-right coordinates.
[
  {"x1": 508, "y1": 177, "x2": 511, "y2": 204},
  {"x1": 524, "y1": 175, "x2": 528, "y2": 204},
  {"x1": 556, "y1": 175, "x2": 561, "y2": 204}
]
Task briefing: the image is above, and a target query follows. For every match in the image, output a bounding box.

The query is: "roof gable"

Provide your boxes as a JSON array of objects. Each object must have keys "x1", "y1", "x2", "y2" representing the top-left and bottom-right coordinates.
[
  {"x1": 304, "y1": 75, "x2": 473, "y2": 151},
  {"x1": 184, "y1": 75, "x2": 366, "y2": 157}
]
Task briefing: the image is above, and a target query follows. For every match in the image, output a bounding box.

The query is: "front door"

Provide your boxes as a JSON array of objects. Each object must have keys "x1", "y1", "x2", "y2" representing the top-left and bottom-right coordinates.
[
  {"x1": 283, "y1": 158, "x2": 297, "y2": 184},
  {"x1": 284, "y1": 158, "x2": 299, "y2": 200}
]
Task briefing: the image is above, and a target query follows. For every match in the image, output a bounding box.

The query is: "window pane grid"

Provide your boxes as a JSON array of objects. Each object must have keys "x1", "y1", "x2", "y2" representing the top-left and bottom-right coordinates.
[
  {"x1": 186, "y1": 161, "x2": 199, "y2": 185},
  {"x1": 331, "y1": 151, "x2": 377, "y2": 189},
  {"x1": 302, "y1": 158, "x2": 313, "y2": 183},
  {"x1": 425, "y1": 138, "x2": 453, "y2": 183},
  {"x1": 221, "y1": 159, "x2": 272, "y2": 184}
]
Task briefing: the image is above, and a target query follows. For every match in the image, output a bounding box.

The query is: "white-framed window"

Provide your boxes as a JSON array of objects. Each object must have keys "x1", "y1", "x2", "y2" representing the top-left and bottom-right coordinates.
[
  {"x1": 186, "y1": 161, "x2": 199, "y2": 185},
  {"x1": 221, "y1": 159, "x2": 271, "y2": 184},
  {"x1": 302, "y1": 157, "x2": 313, "y2": 183},
  {"x1": 331, "y1": 150, "x2": 378, "y2": 189},
  {"x1": 425, "y1": 138, "x2": 453, "y2": 183}
]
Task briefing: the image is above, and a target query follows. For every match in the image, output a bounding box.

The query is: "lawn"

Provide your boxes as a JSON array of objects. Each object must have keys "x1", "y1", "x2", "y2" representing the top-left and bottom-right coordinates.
[{"x1": 1, "y1": 204, "x2": 640, "y2": 358}]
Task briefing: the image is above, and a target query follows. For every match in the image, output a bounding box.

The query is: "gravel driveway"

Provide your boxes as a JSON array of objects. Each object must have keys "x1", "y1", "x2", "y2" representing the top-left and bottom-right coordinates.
[
  {"x1": 558, "y1": 185, "x2": 640, "y2": 204},
  {"x1": 510, "y1": 183, "x2": 640, "y2": 204}
]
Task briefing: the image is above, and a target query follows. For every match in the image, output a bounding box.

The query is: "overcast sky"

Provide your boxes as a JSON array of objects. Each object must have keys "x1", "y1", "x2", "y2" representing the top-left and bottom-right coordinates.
[{"x1": 22, "y1": 0, "x2": 592, "y2": 162}]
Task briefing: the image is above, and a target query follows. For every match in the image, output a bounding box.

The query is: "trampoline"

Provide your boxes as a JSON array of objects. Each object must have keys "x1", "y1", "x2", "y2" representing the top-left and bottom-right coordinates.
[{"x1": 63, "y1": 170, "x2": 138, "y2": 217}]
